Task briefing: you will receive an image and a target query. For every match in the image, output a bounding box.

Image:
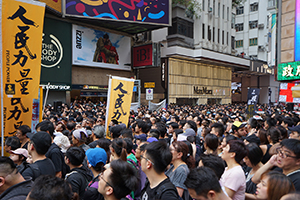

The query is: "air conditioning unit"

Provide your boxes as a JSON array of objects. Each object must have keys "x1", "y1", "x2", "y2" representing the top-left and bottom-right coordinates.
[
  {"x1": 258, "y1": 45, "x2": 265, "y2": 51},
  {"x1": 208, "y1": 7, "x2": 212, "y2": 12},
  {"x1": 258, "y1": 24, "x2": 264, "y2": 29}
]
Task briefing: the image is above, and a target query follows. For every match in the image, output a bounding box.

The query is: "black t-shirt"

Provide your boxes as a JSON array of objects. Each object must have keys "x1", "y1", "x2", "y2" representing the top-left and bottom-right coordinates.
[
  {"x1": 141, "y1": 178, "x2": 179, "y2": 200},
  {"x1": 46, "y1": 143, "x2": 64, "y2": 173},
  {"x1": 22, "y1": 158, "x2": 56, "y2": 180},
  {"x1": 288, "y1": 170, "x2": 300, "y2": 191}
]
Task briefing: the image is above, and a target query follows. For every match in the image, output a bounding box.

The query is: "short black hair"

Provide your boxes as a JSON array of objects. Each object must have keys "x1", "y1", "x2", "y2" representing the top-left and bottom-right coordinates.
[
  {"x1": 145, "y1": 141, "x2": 172, "y2": 174},
  {"x1": 18, "y1": 125, "x2": 31, "y2": 136},
  {"x1": 228, "y1": 140, "x2": 248, "y2": 163},
  {"x1": 124, "y1": 138, "x2": 133, "y2": 154},
  {"x1": 148, "y1": 129, "x2": 160, "y2": 139},
  {"x1": 0, "y1": 156, "x2": 16, "y2": 175},
  {"x1": 110, "y1": 125, "x2": 123, "y2": 139},
  {"x1": 186, "y1": 120, "x2": 197, "y2": 133},
  {"x1": 109, "y1": 160, "x2": 139, "y2": 199},
  {"x1": 199, "y1": 154, "x2": 225, "y2": 180},
  {"x1": 35, "y1": 120, "x2": 55, "y2": 137},
  {"x1": 283, "y1": 117, "x2": 294, "y2": 127},
  {"x1": 247, "y1": 143, "x2": 263, "y2": 166},
  {"x1": 205, "y1": 134, "x2": 219, "y2": 151},
  {"x1": 281, "y1": 139, "x2": 300, "y2": 158},
  {"x1": 66, "y1": 122, "x2": 76, "y2": 130},
  {"x1": 28, "y1": 175, "x2": 73, "y2": 200},
  {"x1": 137, "y1": 120, "x2": 150, "y2": 134},
  {"x1": 248, "y1": 118, "x2": 258, "y2": 129},
  {"x1": 155, "y1": 122, "x2": 167, "y2": 138},
  {"x1": 121, "y1": 128, "x2": 133, "y2": 140},
  {"x1": 184, "y1": 167, "x2": 221, "y2": 197},
  {"x1": 211, "y1": 123, "x2": 225, "y2": 137},
  {"x1": 169, "y1": 122, "x2": 179, "y2": 129},
  {"x1": 66, "y1": 147, "x2": 85, "y2": 166},
  {"x1": 5, "y1": 136, "x2": 20, "y2": 150}
]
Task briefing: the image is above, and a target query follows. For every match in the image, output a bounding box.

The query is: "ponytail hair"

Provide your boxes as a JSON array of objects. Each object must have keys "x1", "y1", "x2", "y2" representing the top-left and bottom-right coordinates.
[
  {"x1": 172, "y1": 141, "x2": 196, "y2": 169},
  {"x1": 111, "y1": 138, "x2": 127, "y2": 161}
]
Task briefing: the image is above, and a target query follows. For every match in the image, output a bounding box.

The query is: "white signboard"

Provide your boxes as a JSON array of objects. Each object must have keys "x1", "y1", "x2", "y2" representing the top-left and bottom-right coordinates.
[
  {"x1": 72, "y1": 24, "x2": 131, "y2": 71},
  {"x1": 146, "y1": 89, "x2": 153, "y2": 100}
]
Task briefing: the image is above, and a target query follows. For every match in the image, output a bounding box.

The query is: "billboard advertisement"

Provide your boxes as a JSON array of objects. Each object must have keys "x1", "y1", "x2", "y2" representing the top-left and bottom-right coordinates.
[
  {"x1": 65, "y1": 0, "x2": 170, "y2": 26},
  {"x1": 72, "y1": 24, "x2": 131, "y2": 71},
  {"x1": 41, "y1": 18, "x2": 72, "y2": 89},
  {"x1": 277, "y1": 61, "x2": 300, "y2": 81},
  {"x1": 279, "y1": 83, "x2": 300, "y2": 103},
  {"x1": 38, "y1": 0, "x2": 62, "y2": 13}
]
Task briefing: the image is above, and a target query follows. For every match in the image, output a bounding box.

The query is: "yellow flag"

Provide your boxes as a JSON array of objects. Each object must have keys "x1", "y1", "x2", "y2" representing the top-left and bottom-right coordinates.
[
  {"x1": 1, "y1": 0, "x2": 45, "y2": 141},
  {"x1": 105, "y1": 76, "x2": 135, "y2": 139}
]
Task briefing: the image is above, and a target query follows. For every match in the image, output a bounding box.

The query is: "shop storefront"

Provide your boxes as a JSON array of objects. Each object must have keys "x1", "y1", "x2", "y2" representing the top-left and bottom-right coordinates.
[{"x1": 168, "y1": 58, "x2": 232, "y2": 105}]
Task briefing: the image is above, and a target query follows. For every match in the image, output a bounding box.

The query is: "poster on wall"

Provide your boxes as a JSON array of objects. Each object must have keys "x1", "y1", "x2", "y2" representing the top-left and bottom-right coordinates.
[{"x1": 72, "y1": 24, "x2": 131, "y2": 71}]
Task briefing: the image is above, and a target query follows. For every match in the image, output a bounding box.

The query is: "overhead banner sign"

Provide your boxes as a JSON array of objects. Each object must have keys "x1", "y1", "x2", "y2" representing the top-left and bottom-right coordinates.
[
  {"x1": 105, "y1": 76, "x2": 134, "y2": 138},
  {"x1": 41, "y1": 18, "x2": 72, "y2": 89},
  {"x1": 72, "y1": 24, "x2": 131, "y2": 71},
  {"x1": 277, "y1": 61, "x2": 300, "y2": 81},
  {"x1": 64, "y1": 0, "x2": 170, "y2": 26},
  {"x1": 279, "y1": 83, "x2": 300, "y2": 103},
  {"x1": 1, "y1": 0, "x2": 45, "y2": 143}
]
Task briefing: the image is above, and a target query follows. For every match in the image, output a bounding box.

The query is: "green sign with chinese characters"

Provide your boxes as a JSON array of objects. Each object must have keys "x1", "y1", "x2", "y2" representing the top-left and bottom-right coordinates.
[{"x1": 278, "y1": 61, "x2": 300, "y2": 81}]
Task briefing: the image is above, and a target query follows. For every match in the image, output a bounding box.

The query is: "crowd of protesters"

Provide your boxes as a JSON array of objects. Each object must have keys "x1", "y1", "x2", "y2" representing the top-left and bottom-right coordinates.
[{"x1": 2, "y1": 100, "x2": 300, "y2": 200}]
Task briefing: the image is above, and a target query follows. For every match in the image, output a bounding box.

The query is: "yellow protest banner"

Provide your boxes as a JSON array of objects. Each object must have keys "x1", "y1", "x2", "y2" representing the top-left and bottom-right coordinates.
[
  {"x1": 1, "y1": 0, "x2": 45, "y2": 149},
  {"x1": 105, "y1": 76, "x2": 135, "y2": 139}
]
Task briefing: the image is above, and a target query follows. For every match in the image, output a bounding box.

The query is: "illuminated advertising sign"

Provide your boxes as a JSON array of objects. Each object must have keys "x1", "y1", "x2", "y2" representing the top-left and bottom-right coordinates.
[
  {"x1": 277, "y1": 61, "x2": 300, "y2": 81},
  {"x1": 64, "y1": 0, "x2": 170, "y2": 26}
]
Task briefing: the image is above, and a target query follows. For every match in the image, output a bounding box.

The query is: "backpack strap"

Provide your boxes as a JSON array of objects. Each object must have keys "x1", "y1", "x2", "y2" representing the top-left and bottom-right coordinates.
[
  {"x1": 28, "y1": 163, "x2": 41, "y2": 180},
  {"x1": 155, "y1": 180, "x2": 180, "y2": 200}
]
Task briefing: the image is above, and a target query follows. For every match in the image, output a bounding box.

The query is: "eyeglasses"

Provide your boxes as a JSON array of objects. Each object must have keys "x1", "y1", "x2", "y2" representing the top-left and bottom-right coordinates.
[
  {"x1": 99, "y1": 171, "x2": 114, "y2": 189},
  {"x1": 140, "y1": 155, "x2": 155, "y2": 165},
  {"x1": 276, "y1": 147, "x2": 298, "y2": 159}
]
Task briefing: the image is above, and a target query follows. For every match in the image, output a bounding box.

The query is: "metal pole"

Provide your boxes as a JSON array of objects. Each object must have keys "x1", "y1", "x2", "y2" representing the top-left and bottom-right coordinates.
[
  {"x1": 0, "y1": 0, "x2": 4, "y2": 156},
  {"x1": 42, "y1": 82, "x2": 50, "y2": 119}
]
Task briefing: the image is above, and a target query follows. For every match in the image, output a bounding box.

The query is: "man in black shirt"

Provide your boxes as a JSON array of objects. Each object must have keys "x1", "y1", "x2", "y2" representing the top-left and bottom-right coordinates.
[
  {"x1": 141, "y1": 141, "x2": 179, "y2": 200},
  {"x1": 22, "y1": 131, "x2": 56, "y2": 180},
  {"x1": 0, "y1": 157, "x2": 32, "y2": 200}
]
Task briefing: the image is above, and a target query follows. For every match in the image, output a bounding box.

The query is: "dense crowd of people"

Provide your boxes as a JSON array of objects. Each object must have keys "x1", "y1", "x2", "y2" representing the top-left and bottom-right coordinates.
[{"x1": 2, "y1": 100, "x2": 300, "y2": 200}]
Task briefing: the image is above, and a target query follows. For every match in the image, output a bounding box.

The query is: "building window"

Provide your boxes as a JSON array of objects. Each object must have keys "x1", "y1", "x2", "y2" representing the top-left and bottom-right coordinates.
[
  {"x1": 213, "y1": 27, "x2": 215, "y2": 42},
  {"x1": 249, "y1": 38, "x2": 258, "y2": 46},
  {"x1": 231, "y1": 13, "x2": 236, "y2": 28},
  {"x1": 208, "y1": 26, "x2": 211, "y2": 41},
  {"x1": 203, "y1": 0, "x2": 205, "y2": 11},
  {"x1": 236, "y1": 6, "x2": 244, "y2": 15},
  {"x1": 227, "y1": 32, "x2": 229, "y2": 45},
  {"x1": 227, "y1": 7, "x2": 229, "y2": 21},
  {"x1": 235, "y1": 40, "x2": 243, "y2": 48},
  {"x1": 222, "y1": 5, "x2": 225, "y2": 19},
  {"x1": 218, "y1": 2, "x2": 220, "y2": 16},
  {"x1": 203, "y1": 24, "x2": 205, "y2": 39},
  {"x1": 168, "y1": 17, "x2": 194, "y2": 38},
  {"x1": 249, "y1": 20, "x2": 258, "y2": 29},
  {"x1": 208, "y1": 0, "x2": 210, "y2": 11},
  {"x1": 235, "y1": 23, "x2": 244, "y2": 32},
  {"x1": 250, "y1": 3, "x2": 258, "y2": 12},
  {"x1": 232, "y1": 36, "x2": 235, "y2": 49},
  {"x1": 213, "y1": 0, "x2": 215, "y2": 15},
  {"x1": 218, "y1": 29, "x2": 220, "y2": 43},
  {"x1": 222, "y1": 31, "x2": 224, "y2": 45},
  {"x1": 268, "y1": 0, "x2": 275, "y2": 8}
]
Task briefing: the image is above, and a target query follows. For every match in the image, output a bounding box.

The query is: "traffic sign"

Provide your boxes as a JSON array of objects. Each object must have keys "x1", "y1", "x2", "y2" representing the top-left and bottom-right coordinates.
[
  {"x1": 146, "y1": 89, "x2": 153, "y2": 100},
  {"x1": 144, "y1": 82, "x2": 155, "y2": 88}
]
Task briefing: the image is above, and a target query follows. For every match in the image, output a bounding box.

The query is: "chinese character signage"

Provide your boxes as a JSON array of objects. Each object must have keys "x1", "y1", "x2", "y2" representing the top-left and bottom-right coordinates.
[
  {"x1": 105, "y1": 76, "x2": 134, "y2": 138},
  {"x1": 1, "y1": 0, "x2": 45, "y2": 144},
  {"x1": 72, "y1": 24, "x2": 131, "y2": 71},
  {"x1": 278, "y1": 61, "x2": 300, "y2": 81},
  {"x1": 41, "y1": 18, "x2": 72, "y2": 89},
  {"x1": 64, "y1": 0, "x2": 170, "y2": 26}
]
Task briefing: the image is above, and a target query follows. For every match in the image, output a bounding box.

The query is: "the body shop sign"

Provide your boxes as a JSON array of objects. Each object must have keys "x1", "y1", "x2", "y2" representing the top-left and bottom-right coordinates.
[{"x1": 40, "y1": 18, "x2": 72, "y2": 89}]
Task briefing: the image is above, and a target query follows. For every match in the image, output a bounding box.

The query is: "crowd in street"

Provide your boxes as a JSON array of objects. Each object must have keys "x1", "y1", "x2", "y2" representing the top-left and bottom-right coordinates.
[{"x1": 2, "y1": 100, "x2": 300, "y2": 200}]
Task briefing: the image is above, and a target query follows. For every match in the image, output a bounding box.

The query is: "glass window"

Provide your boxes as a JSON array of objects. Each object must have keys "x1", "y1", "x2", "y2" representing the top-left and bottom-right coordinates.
[
  {"x1": 235, "y1": 23, "x2": 244, "y2": 32},
  {"x1": 218, "y1": 29, "x2": 220, "y2": 43},
  {"x1": 213, "y1": 27, "x2": 215, "y2": 42},
  {"x1": 268, "y1": 0, "x2": 275, "y2": 8},
  {"x1": 218, "y1": 2, "x2": 220, "y2": 16},
  {"x1": 235, "y1": 40, "x2": 243, "y2": 48},
  {"x1": 249, "y1": 20, "x2": 258, "y2": 29},
  {"x1": 250, "y1": 3, "x2": 258, "y2": 12},
  {"x1": 203, "y1": 24, "x2": 205, "y2": 39},
  {"x1": 222, "y1": 5, "x2": 225, "y2": 19},
  {"x1": 203, "y1": 0, "x2": 205, "y2": 11},
  {"x1": 249, "y1": 38, "x2": 258, "y2": 46},
  {"x1": 227, "y1": 7, "x2": 229, "y2": 21},
  {"x1": 168, "y1": 18, "x2": 194, "y2": 38},
  {"x1": 213, "y1": 0, "x2": 215, "y2": 15},
  {"x1": 208, "y1": 26, "x2": 211, "y2": 41},
  {"x1": 231, "y1": 13, "x2": 236, "y2": 28},
  {"x1": 236, "y1": 6, "x2": 244, "y2": 15}
]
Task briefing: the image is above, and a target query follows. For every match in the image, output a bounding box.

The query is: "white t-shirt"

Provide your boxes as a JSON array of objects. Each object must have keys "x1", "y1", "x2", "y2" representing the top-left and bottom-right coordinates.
[{"x1": 220, "y1": 165, "x2": 246, "y2": 200}]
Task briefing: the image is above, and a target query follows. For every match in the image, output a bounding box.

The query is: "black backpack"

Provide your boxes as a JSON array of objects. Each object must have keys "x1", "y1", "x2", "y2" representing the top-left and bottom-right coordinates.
[{"x1": 143, "y1": 179, "x2": 181, "y2": 200}]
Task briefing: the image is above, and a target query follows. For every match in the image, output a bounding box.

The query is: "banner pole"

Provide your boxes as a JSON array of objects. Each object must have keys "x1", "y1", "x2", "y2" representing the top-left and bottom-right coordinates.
[
  {"x1": 42, "y1": 82, "x2": 50, "y2": 119},
  {"x1": 0, "y1": 0, "x2": 4, "y2": 156}
]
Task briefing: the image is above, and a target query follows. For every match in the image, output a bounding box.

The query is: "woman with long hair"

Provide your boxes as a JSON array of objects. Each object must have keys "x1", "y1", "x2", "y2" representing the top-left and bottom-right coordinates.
[
  {"x1": 253, "y1": 171, "x2": 295, "y2": 200},
  {"x1": 166, "y1": 141, "x2": 196, "y2": 200}
]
